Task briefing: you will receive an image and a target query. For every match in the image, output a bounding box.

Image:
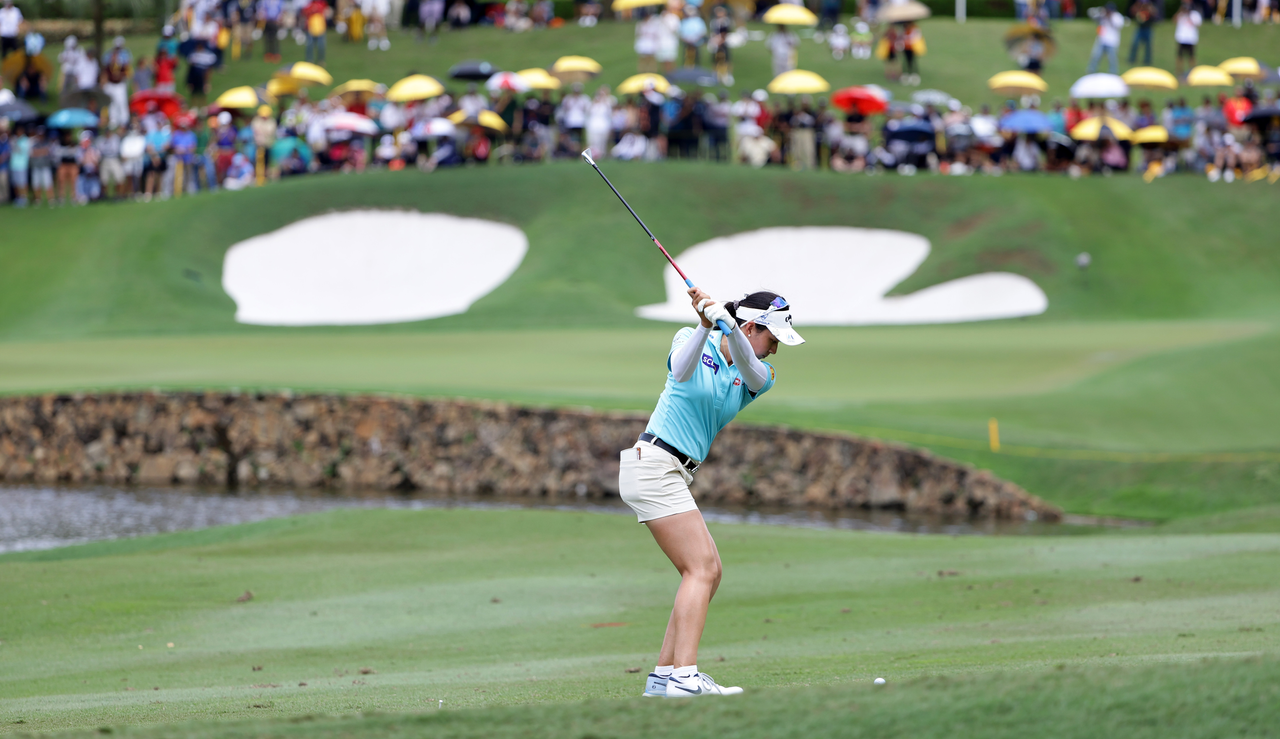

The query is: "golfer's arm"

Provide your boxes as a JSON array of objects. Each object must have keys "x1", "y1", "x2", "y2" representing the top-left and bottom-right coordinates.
[
  {"x1": 670, "y1": 325, "x2": 711, "y2": 383},
  {"x1": 725, "y1": 329, "x2": 769, "y2": 392}
]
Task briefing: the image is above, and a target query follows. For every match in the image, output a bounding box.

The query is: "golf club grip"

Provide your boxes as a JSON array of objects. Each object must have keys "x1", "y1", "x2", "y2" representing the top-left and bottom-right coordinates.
[{"x1": 682, "y1": 276, "x2": 735, "y2": 335}]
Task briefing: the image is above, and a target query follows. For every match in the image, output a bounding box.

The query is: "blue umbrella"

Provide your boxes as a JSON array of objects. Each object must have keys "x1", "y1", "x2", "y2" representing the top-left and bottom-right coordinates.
[
  {"x1": 47, "y1": 108, "x2": 101, "y2": 128},
  {"x1": 271, "y1": 137, "x2": 312, "y2": 165},
  {"x1": 999, "y1": 109, "x2": 1052, "y2": 134}
]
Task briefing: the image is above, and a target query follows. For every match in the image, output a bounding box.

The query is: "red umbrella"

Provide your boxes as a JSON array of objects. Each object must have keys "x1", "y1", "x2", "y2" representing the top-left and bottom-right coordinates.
[
  {"x1": 130, "y1": 89, "x2": 185, "y2": 120},
  {"x1": 831, "y1": 86, "x2": 889, "y2": 116}
]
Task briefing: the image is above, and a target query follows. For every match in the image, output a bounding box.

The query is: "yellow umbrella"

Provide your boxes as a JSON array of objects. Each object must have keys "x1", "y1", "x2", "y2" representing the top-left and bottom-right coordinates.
[
  {"x1": 214, "y1": 86, "x2": 275, "y2": 109},
  {"x1": 987, "y1": 70, "x2": 1048, "y2": 95},
  {"x1": 1070, "y1": 116, "x2": 1133, "y2": 141},
  {"x1": 266, "y1": 77, "x2": 303, "y2": 98},
  {"x1": 332, "y1": 79, "x2": 383, "y2": 96},
  {"x1": 517, "y1": 68, "x2": 562, "y2": 90},
  {"x1": 447, "y1": 109, "x2": 510, "y2": 133},
  {"x1": 767, "y1": 69, "x2": 830, "y2": 94},
  {"x1": 275, "y1": 61, "x2": 333, "y2": 86},
  {"x1": 616, "y1": 73, "x2": 670, "y2": 95},
  {"x1": 1186, "y1": 65, "x2": 1234, "y2": 87},
  {"x1": 1131, "y1": 125, "x2": 1169, "y2": 144},
  {"x1": 552, "y1": 55, "x2": 602, "y2": 74},
  {"x1": 1121, "y1": 67, "x2": 1177, "y2": 91},
  {"x1": 611, "y1": 0, "x2": 664, "y2": 9},
  {"x1": 551, "y1": 55, "x2": 602, "y2": 82},
  {"x1": 877, "y1": 0, "x2": 931, "y2": 22},
  {"x1": 1219, "y1": 56, "x2": 1263, "y2": 79},
  {"x1": 762, "y1": 4, "x2": 818, "y2": 25},
  {"x1": 387, "y1": 74, "x2": 445, "y2": 102}
]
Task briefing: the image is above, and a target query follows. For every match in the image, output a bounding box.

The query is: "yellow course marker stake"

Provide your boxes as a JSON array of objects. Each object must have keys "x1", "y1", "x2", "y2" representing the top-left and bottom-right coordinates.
[{"x1": 988, "y1": 418, "x2": 1001, "y2": 453}]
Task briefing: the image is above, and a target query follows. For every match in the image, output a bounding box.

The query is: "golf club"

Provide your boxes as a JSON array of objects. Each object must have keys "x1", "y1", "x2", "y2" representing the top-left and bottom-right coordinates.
[{"x1": 580, "y1": 149, "x2": 735, "y2": 335}]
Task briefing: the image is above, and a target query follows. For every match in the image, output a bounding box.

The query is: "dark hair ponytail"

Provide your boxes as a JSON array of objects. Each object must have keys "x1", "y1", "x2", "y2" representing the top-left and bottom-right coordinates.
[{"x1": 725, "y1": 291, "x2": 786, "y2": 327}]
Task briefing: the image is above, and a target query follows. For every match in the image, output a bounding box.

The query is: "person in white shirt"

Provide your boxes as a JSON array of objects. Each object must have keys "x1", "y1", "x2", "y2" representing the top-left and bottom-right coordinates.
[
  {"x1": 457, "y1": 83, "x2": 489, "y2": 117},
  {"x1": 653, "y1": 7, "x2": 680, "y2": 73},
  {"x1": 557, "y1": 82, "x2": 591, "y2": 146},
  {"x1": 361, "y1": 0, "x2": 391, "y2": 49},
  {"x1": 1173, "y1": 0, "x2": 1202, "y2": 76},
  {"x1": 635, "y1": 12, "x2": 659, "y2": 72},
  {"x1": 57, "y1": 36, "x2": 85, "y2": 93},
  {"x1": 1086, "y1": 3, "x2": 1126, "y2": 74},
  {"x1": 73, "y1": 49, "x2": 99, "y2": 92},
  {"x1": 0, "y1": 0, "x2": 23, "y2": 60},
  {"x1": 767, "y1": 25, "x2": 799, "y2": 77},
  {"x1": 585, "y1": 84, "x2": 614, "y2": 161},
  {"x1": 729, "y1": 89, "x2": 761, "y2": 124}
]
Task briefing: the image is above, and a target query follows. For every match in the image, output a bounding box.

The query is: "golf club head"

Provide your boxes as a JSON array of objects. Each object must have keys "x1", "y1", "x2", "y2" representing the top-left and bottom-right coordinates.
[{"x1": 580, "y1": 148, "x2": 596, "y2": 166}]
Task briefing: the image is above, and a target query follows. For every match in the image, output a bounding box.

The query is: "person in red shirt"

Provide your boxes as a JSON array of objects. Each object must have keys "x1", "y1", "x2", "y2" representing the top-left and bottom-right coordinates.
[
  {"x1": 302, "y1": 0, "x2": 331, "y2": 65},
  {"x1": 1064, "y1": 99, "x2": 1086, "y2": 131},
  {"x1": 1222, "y1": 88, "x2": 1252, "y2": 129},
  {"x1": 153, "y1": 49, "x2": 177, "y2": 92}
]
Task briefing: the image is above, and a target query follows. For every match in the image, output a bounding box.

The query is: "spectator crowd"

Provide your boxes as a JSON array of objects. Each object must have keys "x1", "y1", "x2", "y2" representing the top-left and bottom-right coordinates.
[{"x1": 1, "y1": 0, "x2": 1278, "y2": 208}]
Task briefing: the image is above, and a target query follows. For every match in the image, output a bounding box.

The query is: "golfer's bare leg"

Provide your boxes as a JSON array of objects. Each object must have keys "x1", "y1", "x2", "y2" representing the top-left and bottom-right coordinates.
[{"x1": 646, "y1": 509, "x2": 722, "y2": 668}]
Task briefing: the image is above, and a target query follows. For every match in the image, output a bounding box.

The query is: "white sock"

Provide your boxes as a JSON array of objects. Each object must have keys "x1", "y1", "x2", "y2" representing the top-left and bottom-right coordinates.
[
  {"x1": 655, "y1": 665, "x2": 673, "y2": 678},
  {"x1": 673, "y1": 665, "x2": 697, "y2": 679}
]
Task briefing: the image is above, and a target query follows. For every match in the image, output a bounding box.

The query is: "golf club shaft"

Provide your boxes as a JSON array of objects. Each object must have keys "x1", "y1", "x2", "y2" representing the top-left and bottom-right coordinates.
[{"x1": 583, "y1": 158, "x2": 734, "y2": 334}]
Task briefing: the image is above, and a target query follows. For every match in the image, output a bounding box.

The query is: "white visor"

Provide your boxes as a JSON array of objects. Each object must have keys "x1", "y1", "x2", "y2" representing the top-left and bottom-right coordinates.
[{"x1": 736, "y1": 304, "x2": 805, "y2": 346}]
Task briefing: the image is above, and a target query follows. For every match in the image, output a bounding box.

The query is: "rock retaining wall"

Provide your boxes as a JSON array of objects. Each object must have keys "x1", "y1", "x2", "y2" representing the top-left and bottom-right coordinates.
[{"x1": 0, "y1": 392, "x2": 1060, "y2": 520}]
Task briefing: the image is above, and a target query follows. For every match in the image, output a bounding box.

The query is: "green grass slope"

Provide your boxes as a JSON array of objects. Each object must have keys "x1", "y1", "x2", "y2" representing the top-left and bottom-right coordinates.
[
  {"x1": 43, "y1": 20, "x2": 1280, "y2": 117},
  {"x1": 1, "y1": 509, "x2": 1277, "y2": 734},
  {"x1": 4, "y1": 165, "x2": 1280, "y2": 338}
]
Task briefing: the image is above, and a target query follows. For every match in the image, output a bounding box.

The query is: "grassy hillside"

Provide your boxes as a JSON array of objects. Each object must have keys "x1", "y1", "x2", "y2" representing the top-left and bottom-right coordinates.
[
  {"x1": 2, "y1": 508, "x2": 1277, "y2": 734},
  {"x1": 4, "y1": 165, "x2": 1280, "y2": 339},
  {"x1": 46, "y1": 20, "x2": 1280, "y2": 116}
]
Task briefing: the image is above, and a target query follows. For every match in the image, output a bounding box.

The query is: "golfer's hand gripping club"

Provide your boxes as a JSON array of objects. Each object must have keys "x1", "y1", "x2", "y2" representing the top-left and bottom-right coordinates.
[
  {"x1": 698, "y1": 299, "x2": 733, "y2": 329},
  {"x1": 580, "y1": 149, "x2": 735, "y2": 335}
]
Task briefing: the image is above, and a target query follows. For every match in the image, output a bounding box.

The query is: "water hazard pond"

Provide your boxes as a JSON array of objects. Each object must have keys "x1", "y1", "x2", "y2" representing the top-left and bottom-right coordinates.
[{"x1": 0, "y1": 485, "x2": 1118, "y2": 555}]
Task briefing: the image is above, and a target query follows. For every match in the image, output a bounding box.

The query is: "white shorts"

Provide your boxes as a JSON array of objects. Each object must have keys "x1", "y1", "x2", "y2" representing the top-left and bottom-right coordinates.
[{"x1": 618, "y1": 440, "x2": 698, "y2": 523}]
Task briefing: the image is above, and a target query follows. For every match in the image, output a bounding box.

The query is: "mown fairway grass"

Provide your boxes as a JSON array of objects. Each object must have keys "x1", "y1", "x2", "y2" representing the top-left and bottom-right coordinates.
[{"x1": 1, "y1": 508, "x2": 1278, "y2": 735}]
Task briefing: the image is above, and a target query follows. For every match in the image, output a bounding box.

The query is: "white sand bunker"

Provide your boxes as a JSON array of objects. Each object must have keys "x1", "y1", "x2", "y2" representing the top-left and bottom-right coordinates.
[
  {"x1": 223, "y1": 211, "x2": 527, "y2": 326},
  {"x1": 636, "y1": 227, "x2": 1047, "y2": 325}
]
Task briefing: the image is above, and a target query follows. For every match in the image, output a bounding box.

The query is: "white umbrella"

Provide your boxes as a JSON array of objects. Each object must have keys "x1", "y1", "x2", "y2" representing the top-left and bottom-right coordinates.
[
  {"x1": 485, "y1": 71, "x2": 531, "y2": 94},
  {"x1": 411, "y1": 117, "x2": 457, "y2": 138},
  {"x1": 1069, "y1": 73, "x2": 1129, "y2": 99},
  {"x1": 323, "y1": 111, "x2": 380, "y2": 135},
  {"x1": 911, "y1": 89, "x2": 955, "y2": 107}
]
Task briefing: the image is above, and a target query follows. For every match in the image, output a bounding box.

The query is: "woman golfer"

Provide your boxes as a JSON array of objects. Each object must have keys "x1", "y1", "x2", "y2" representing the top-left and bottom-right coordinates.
[{"x1": 620, "y1": 287, "x2": 804, "y2": 698}]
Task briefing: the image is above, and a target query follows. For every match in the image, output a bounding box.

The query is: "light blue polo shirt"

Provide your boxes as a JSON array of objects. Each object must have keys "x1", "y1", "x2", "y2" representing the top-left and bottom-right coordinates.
[{"x1": 645, "y1": 327, "x2": 776, "y2": 463}]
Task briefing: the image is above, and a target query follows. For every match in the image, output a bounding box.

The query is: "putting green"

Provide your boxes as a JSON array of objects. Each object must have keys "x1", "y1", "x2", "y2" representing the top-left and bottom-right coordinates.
[{"x1": 2, "y1": 508, "x2": 1278, "y2": 734}]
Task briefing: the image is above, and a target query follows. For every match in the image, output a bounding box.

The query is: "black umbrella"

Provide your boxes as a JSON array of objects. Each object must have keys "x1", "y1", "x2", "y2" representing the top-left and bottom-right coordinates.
[
  {"x1": 1244, "y1": 107, "x2": 1280, "y2": 125},
  {"x1": 885, "y1": 120, "x2": 935, "y2": 143},
  {"x1": 665, "y1": 67, "x2": 719, "y2": 87},
  {"x1": 0, "y1": 99, "x2": 39, "y2": 122},
  {"x1": 449, "y1": 60, "x2": 498, "y2": 81}
]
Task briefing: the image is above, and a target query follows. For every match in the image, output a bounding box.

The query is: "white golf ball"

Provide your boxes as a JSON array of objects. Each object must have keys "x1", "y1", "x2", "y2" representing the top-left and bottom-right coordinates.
[{"x1": 873, "y1": 677, "x2": 886, "y2": 685}]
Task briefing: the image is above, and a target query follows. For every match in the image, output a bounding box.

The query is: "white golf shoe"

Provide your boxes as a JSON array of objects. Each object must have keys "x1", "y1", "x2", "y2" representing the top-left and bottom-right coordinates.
[
  {"x1": 664, "y1": 672, "x2": 743, "y2": 697},
  {"x1": 642, "y1": 673, "x2": 668, "y2": 697}
]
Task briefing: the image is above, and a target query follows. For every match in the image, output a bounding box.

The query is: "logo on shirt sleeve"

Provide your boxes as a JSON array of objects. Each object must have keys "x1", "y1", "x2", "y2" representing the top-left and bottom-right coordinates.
[
  {"x1": 733, "y1": 378, "x2": 742, "y2": 386},
  {"x1": 701, "y1": 354, "x2": 720, "y2": 374}
]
